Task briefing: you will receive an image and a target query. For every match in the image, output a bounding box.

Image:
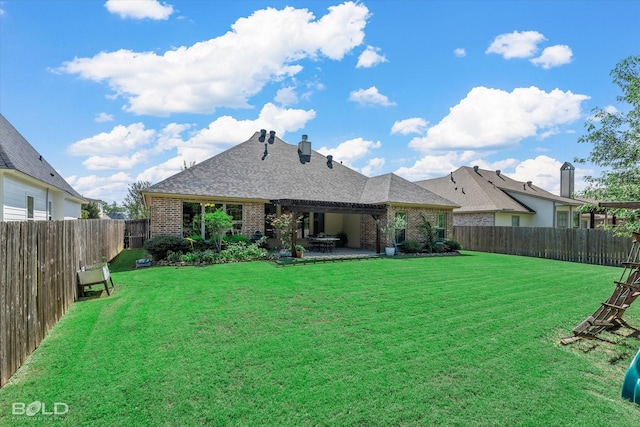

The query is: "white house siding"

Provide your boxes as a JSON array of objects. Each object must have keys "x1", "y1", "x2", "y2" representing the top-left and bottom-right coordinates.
[
  {"x1": 495, "y1": 212, "x2": 535, "y2": 226},
  {"x1": 64, "y1": 197, "x2": 81, "y2": 219},
  {"x1": 504, "y1": 192, "x2": 555, "y2": 227},
  {"x1": 2, "y1": 175, "x2": 47, "y2": 221}
]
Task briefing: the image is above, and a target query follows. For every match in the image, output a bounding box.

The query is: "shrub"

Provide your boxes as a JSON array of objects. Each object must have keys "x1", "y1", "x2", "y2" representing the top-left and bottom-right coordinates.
[
  {"x1": 444, "y1": 240, "x2": 462, "y2": 251},
  {"x1": 144, "y1": 235, "x2": 189, "y2": 261},
  {"x1": 402, "y1": 239, "x2": 423, "y2": 253},
  {"x1": 224, "y1": 234, "x2": 251, "y2": 245},
  {"x1": 166, "y1": 250, "x2": 183, "y2": 263}
]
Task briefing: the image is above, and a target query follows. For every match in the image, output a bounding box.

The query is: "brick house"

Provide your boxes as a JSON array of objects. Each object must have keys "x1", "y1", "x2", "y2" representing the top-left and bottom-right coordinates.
[{"x1": 142, "y1": 132, "x2": 458, "y2": 251}]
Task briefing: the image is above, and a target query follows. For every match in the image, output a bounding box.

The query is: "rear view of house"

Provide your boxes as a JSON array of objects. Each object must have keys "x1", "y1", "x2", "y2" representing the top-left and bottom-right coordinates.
[{"x1": 0, "y1": 114, "x2": 85, "y2": 221}]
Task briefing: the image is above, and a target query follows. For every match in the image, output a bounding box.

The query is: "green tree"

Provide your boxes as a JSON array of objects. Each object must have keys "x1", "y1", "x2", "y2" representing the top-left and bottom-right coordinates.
[
  {"x1": 123, "y1": 181, "x2": 151, "y2": 219},
  {"x1": 203, "y1": 209, "x2": 234, "y2": 252},
  {"x1": 575, "y1": 55, "x2": 640, "y2": 235},
  {"x1": 81, "y1": 202, "x2": 100, "y2": 219}
]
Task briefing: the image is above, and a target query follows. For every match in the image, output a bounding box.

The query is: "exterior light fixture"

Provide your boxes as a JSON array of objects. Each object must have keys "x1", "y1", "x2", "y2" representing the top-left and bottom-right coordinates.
[{"x1": 298, "y1": 134, "x2": 311, "y2": 164}]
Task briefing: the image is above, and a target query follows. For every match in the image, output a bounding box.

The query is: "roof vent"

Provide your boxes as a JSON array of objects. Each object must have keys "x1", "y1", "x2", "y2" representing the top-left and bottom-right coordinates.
[
  {"x1": 496, "y1": 170, "x2": 501, "y2": 177},
  {"x1": 527, "y1": 181, "x2": 533, "y2": 187},
  {"x1": 259, "y1": 129, "x2": 266, "y2": 142},
  {"x1": 473, "y1": 165, "x2": 479, "y2": 173}
]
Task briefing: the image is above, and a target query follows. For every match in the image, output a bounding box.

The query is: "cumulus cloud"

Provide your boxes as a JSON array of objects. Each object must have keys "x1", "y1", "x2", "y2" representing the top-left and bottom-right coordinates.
[
  {"x1": 361, "y1": 157, "x2": 385, "y2": 176},
  {"x1": 104, "y1": 0, "x2": 174, "y2": 20},
  {"x1": 408, "y1": 86, "x2": 589, "y2": 153},
  {"x1": 348, "y1": 86, "x2": 396, "y2": 107},
  {"x1": 356, "y1": 45, "x2": 387, "y2": 68},
  {"x1": 66, "y1": 171, "x2": 133, "y2": 202},
  {"x1": 395, "y1": 151, "x2": 490, "y2": 182},
  {"x1": 67, "y1": 123, "x2": 156, "y2": 157},
  {"x1": 391, "y1": 118, "x2": 428, "y2": 135},
  {"x1": 94, "y1": 112, "x2": 114, "y2": 122},
  {"x1": 275, "y1": 87, "x2": 298, "y2": 106},
  {"x1": 507, "y1": 155, "x2": 590, "y2": 194},
  {"x1": 454, "y1": 48, "x2": 466, "y2": 57},
  {"x1": 60, "y1": 2, "x2": 370, "y2": 116},
  {"x1": 316, "y1": 137, "x2": 382, "y2": 169},
  {"x1": 486, "y1": 30, "x2": 546, "y2": 59},
  {"x1": 530, "y1": 45, "x2": 573, "y2": 69}
]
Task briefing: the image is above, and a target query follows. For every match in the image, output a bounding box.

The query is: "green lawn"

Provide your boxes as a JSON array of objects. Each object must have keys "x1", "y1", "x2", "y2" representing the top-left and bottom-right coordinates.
[{"x1": 2, "y1": 251, "x2": 640, "y2": 425}]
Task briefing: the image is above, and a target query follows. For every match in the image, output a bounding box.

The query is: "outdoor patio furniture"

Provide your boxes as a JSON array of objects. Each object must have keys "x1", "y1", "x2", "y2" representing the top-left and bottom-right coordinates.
[{"x1": 77, "y1": 264, "x2": 114, "y2": 297}]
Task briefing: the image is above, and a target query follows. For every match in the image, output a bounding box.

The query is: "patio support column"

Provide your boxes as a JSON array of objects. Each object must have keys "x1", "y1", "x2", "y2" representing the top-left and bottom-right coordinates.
[{"x1": 291, "y1": 209, "x2": 298, "y2": 257}]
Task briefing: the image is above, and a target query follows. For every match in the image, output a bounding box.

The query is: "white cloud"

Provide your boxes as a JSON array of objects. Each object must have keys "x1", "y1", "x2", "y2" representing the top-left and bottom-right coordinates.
[
  {"x1": 530, "y1": 45, "x2": 573, "y2": 69},
  {"x1": 391, "y1": 118, "x2": 428, "y2": 135},
  {"x1": 66, "y1": 171, "x2": 132, "y2": 202},
  {"x1": 94, "y1": 112, "x2": 114, "y2": 123},
  {"x1": 395, "y1": 151, "x2": 486, "y2": 181},
  {"x1": 104, "y1": 0, "x2": 174, "y2": 20},
  {"x1": 356, "y1": 45, "x2": 387, "y2": 68},
  {"x1": 275, "y1": 87, "x2": 298, "y2": 106},
  {"x1": 361, "y1": 157, "x2": 385, "y2": 176},
  {"x1": 60, "y1": 3, "x2": 370, "y2": 116},
  {"x1": 486, "y1": 30, "x2": 546, "y2": 59},
  {"x1": 408, "y1": 86, "x2": 589, "y2": 153},
  {"x1": 348, "y1": 86, "x2": 396, "y2": 107},
  {"x1": 67, "y1": 123, "x2": 155, "y2": 156},
  {"x1": 507, "y1": 155, "x2": 590, "y2": 194},
  {"x1": 316, "y1": 137, "x2": 381, "y2": 168},
  {"x1": 82, "y1": 152, "x2": 149, "y2": 171},
  {"x1": 454, "y1": 48, "x2": 466, "y2": 57}
]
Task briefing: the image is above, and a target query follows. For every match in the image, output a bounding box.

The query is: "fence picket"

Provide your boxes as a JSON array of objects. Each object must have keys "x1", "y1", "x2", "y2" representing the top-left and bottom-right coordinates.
[
  {"x1": 453, "y1": 226, "x2": 632, "y2": 267},
  {"x1": 0, "y1": 219, "x2": 123, "y2": 388}
]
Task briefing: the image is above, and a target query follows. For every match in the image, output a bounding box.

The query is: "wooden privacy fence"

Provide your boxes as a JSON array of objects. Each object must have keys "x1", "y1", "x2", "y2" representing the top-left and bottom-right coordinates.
[
  {"x1": 125, "y1": 218, "x2": 150, "y2": 249},
  {"x1": 0, "y1": 219, "x2": 124, "y2": 388},
  {"x1": 453, "y1": 226, "x2": 633, "y2": 266}
]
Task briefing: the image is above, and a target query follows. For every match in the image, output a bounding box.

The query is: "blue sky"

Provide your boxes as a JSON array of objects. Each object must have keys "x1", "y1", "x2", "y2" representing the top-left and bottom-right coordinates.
[{"x1": 1, "y1": 0, "x2": 638, "y2": 204}]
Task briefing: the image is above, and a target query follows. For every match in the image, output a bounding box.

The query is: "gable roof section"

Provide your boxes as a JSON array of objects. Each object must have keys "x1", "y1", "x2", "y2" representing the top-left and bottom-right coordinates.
[
  {"x1": 0, "y1": 114, "x2": 84, "y2": 200},
  {"x1": 360, "y1": 173, "x2": 459, "y2": 207},
  {"x1": 145, "y1": 132, "x2": 458, "y2": 209},
  {"x1": 415, "y1": 166, "x2": 581, "y2": 214}
]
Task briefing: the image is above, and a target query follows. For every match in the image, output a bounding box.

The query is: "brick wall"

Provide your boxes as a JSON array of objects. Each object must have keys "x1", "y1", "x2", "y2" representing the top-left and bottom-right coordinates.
[
  {"x1": 150, "y1": 197, "x2": 183, "y2": 237},
  {"x1": 243, "y1": 202, "x2": 264, "y2": 236},
  {"x1": 454, "y1": 212, "x2": 494, "y2": 226}
]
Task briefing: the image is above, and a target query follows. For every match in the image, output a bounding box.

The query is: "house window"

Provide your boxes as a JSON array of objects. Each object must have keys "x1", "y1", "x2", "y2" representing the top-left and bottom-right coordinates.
[
  {"x1": 557, "y1": 212, "x2": 568, "y2": 228},
  {"x1": 265, "y1": 203, "x2": 277, "y2": 238},
  {"x1": 573, "y1": 211, "x2": 580, "y2": 228},
  {"x1": 512, "y1": 216, "x2": 520, "y2": 227},
  {"x1": 182, "y1": 202, "x2": 201, "y2": 237},
  {"x1": 435, "y1": 213, "x2": 446, "y2": 240},
  {"x1": 48, "y1": 201, "x2": 52, "y2": 220},
  {"x1": 226, "y1": 204, "x2": 243, "y2": 233},
  {"x1": 27, "y1": 196, "x2": 34, "y2": 220},
  {"x1": 395, "y1": 212, "x2": 406, "y2": 243}
]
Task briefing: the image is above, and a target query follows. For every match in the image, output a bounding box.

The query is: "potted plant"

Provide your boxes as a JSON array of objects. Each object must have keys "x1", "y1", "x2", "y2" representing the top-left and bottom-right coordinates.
[
  {"x1": 377, "y1": 215, "x2": 407, "y2": 256},
  {"x1": 295, "y1": 244, "x2": 306, "y2": 258}
]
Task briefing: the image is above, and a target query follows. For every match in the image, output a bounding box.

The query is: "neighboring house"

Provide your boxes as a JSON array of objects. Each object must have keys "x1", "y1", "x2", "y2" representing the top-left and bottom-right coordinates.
[
  {"x1": 0, "y1": 114, "x2": 85, "y2": 221},
  {"x1": 142, "y1": 132, "x2": 459, "y2": 250},
  {"x1": 415, "y1": 165, "x2": 585, "y2": 228}
]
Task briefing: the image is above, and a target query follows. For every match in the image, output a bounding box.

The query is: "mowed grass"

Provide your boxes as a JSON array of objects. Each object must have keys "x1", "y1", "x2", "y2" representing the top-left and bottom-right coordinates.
[{"x1": 2, "y1": 251, "x2": 640, "y2": 425}]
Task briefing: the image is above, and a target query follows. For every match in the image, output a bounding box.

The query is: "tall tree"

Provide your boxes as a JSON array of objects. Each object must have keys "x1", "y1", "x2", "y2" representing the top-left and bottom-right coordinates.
[
  {"x1": 123, "y1": 181, "x2": 151, "y2": 219},
  {"x1": 81, "y1": 202, "x2": 101, "y2": 219},
  {"x1": 575, "y1": 55, "x2": 640, "y2": 235}
]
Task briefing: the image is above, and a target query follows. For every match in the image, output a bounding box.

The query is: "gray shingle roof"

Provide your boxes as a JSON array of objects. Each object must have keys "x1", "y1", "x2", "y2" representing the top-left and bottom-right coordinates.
[
  {"x1": 415, "y1": 166, "x2": 581, "y2": 213},
  {"x1": 0, "y1": 114, "x2": 84, "y2": 200},
  {"x1": 145, "y1": 132, "x2": 458, "y2": 208}
]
